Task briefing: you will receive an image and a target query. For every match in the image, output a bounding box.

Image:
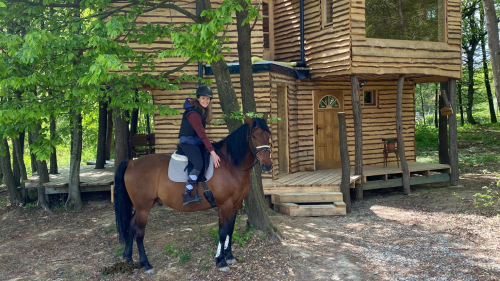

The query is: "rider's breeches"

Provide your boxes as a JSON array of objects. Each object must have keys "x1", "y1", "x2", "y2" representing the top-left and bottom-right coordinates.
[{"x1": 180, "y1": 143, "x2": 203, "y2": 190}]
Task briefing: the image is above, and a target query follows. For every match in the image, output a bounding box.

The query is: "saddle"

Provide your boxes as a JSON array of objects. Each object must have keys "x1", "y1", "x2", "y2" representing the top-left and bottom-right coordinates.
[
  {"x1": 168, "y1": 145, "x2": 216, "y2": 207},
  {"x1": 168, "y1": 145, "x2": 214, "y2": 183}
]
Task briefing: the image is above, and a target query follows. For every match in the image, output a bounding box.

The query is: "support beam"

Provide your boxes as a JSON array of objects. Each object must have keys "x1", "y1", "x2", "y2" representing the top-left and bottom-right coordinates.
[
  {"x1": 448, "y1": 79, "x2": 459, "y2": 185},
  {"x1": 396, "y1": 75, "x2": 410, "y2": 194},
  {"x1": 350, "y1": 75, "x2": 363, "y2": 200},
  {"x1": 439, "y1": 82, "x2": 449, "y2": 164},
  {"x1": 338, "y1": 112, "x2": 351, "y2": 213}
]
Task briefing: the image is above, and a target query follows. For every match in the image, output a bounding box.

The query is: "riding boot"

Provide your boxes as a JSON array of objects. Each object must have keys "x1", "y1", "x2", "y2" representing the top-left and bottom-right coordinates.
[{"x1": 183, "y1": 188, "x2": 196, "y2": 206}]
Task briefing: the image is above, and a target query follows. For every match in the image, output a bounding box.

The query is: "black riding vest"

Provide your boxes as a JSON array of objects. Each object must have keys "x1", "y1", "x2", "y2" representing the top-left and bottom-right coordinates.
[{"x1": 178, "y1": 107, "x2": 206, "y2": 138}]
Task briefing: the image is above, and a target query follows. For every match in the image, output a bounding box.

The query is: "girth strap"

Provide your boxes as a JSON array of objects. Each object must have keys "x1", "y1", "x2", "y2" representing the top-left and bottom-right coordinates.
[{"x1": 202, "y1": 182, "x2": 217, "y2": 208}]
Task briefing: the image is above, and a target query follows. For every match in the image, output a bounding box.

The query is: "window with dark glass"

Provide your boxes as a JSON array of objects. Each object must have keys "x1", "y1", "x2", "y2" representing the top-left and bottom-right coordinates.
[
  {"x1": 363, "y1": 91, "x2": 377, "y2": 106},
  {"x1": 365, "y1": 0, "x2": 444, "y2": 41},
  {"x1": 318, "y1": 96, "x2": 340, "y2": 109},
  {"x1": 323, "y1": 0, "x2": 333, "y2": 26},
  {"x1": 263, "y1": 2, "x2": 270, "y2": 49}
]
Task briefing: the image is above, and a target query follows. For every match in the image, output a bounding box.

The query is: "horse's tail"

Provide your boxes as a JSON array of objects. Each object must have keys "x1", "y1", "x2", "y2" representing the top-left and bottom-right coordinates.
[{"x1": 114, "y1": 160, "x2": 132, "y2": 245}]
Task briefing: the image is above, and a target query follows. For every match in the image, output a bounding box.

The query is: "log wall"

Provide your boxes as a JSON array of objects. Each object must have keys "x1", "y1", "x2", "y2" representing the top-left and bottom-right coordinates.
[
  {"x1": 152, "y1": 72, "x2": 274, "y2": 179},
  {"x1": 118, "y1": 0, "x2": 264, "y2": 77},
  {"x1": 350, "y1": 0, "x2": 462, "y2": 79},
  {"x1": 298, "y1": 80, "x2": 416, "y2": 168},
  {"x1": 273, "y1": 0, "x2": 352, "y2": 78}
]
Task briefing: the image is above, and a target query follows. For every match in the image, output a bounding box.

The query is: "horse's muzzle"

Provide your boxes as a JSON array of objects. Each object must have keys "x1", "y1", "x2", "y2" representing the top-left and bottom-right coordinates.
[{"x1": 261, "y1": 164, "x2": 273, "y2": 173}]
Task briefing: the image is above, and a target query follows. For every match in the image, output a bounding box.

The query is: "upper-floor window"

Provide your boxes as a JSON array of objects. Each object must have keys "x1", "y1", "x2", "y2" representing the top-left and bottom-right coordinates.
[
  {"x1": 262, "y1": 0, "x2": 274, "y2": 60},
  {"x1": 365, "y1": 0, "x2": 445, "y2": 42},
  {"x1": 322, "y1": 0, "x2": 333, "y2": 27}
]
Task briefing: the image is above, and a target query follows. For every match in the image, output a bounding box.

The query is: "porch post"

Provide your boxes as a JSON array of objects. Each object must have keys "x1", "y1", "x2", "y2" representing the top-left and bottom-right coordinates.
[
  {"x1": 448, "y1": 79, "x2": 459, "y2": 185},
  {"x1": 338, "y1": 112, "x2": 351, "y2": 213},
  {"x1": 439, "y1": 82, "x2": 450, "y2": 164},
  {"x1": 396, "y1": 75, "x2": 410, "y2": 194},
  {"x1": 350, "y1": 75, "x2": 363, "y2": 200}
]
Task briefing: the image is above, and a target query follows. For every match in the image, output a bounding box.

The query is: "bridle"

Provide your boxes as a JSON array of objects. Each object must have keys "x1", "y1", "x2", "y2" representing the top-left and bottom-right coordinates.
[{"x1": 215, "y1": 124, "x2": 271, "y2": 171}]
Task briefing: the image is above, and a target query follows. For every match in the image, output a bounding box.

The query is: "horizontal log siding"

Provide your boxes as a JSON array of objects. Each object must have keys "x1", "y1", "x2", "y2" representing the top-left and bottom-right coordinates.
[
  {"x1": 273, "y1": 0, "x2": 352, "y2": 79},
  {"x1": 152, "y1": 73, "x2": 273, "y2": 179},
  {"x1": 350, "y1": 0, "x2": 462, "y2": 79},
  {"x1": 115, "y1": 0, "x2": 263, "y2": 77},
  {"x1": 270, "y1": 73, "x2": 299, "y2": 178},
  {"x1": 298, "y1": 80, "x2": 416, "y2": 167}
]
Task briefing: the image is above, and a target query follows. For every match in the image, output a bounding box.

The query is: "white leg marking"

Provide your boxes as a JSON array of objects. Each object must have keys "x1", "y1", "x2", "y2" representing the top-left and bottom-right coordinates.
[
  {"x1": 215, "y1": 242, "x2": 222, "y2": 258},
  {"x1": 224, "y1": 235, "x2": 230, "y2": 250}
]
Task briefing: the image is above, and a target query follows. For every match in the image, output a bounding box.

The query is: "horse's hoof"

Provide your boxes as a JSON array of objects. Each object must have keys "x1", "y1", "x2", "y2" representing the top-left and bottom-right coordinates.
[
  {"x1": 226, "y1": 259, "x2": 237, "y2": 265},
  {"x1": 144, "y1": 268, "x2": 157, "y2": 275},
  {"x1": 218, "y1": 266, "x2": 230, "y2": 272}
]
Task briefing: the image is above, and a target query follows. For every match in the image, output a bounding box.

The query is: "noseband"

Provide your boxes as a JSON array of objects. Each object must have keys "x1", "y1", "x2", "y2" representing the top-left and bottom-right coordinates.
[{"x1": 248, "y1": 126, "x2": 271, "y2": 163}]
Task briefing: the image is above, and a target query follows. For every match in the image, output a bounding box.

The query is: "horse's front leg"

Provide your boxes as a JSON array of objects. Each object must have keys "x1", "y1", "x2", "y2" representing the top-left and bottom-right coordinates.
[{"x1": 215, "y1": 205, "x2": 238, "y2": 272}]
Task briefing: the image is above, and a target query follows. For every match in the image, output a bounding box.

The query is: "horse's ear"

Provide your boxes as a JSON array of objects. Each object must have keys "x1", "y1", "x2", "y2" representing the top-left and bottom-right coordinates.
[
  {"x1": 262, "y1": 112, "x2": 269, "y2": 122},
  {"x1": 245, "y1": 114, "x2": 253, "y2": 127}
]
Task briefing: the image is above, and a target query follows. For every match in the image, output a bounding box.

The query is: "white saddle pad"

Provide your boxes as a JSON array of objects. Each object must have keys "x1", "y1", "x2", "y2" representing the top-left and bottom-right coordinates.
[{"x1": 168, "y1": 152, "x2": 214, "y2": 182}]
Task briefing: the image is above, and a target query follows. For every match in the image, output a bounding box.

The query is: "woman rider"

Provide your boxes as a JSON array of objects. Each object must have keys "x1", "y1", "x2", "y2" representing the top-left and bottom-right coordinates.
[{"x1": 178, "y1": 85, "x2": 220, "y2": 206}]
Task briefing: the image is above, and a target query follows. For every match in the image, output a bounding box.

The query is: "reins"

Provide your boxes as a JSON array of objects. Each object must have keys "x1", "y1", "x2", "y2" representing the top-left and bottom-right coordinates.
[{"x1": 214, "y1": 125, "x2": 271, "y2": 171}]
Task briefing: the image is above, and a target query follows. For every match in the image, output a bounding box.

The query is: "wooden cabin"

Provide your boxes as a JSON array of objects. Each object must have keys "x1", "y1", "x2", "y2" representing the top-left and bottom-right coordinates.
[{"x1": 127, "y1": 0, "x2": 461, "y2": 214}]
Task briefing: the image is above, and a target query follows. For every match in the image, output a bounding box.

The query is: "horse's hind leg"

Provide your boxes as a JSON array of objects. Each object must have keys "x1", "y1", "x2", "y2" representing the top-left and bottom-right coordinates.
[
  {"x1": 122, "y1": 213, "x2": 135, "y2": 263},
  {"x1": 134, "y1": 210, "x2": 155, "y2": 274}
]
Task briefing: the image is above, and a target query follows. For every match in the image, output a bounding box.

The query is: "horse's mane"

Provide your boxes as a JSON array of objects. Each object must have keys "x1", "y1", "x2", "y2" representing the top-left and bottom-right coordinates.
[{"x1": 212, "y1": 118, "x2": 270, "y2": 168}]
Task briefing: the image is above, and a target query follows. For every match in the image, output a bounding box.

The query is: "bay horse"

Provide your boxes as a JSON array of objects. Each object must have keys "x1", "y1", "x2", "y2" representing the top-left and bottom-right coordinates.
[{"x1": 113, "y1": 114, "x2": 272, "y2": 274}]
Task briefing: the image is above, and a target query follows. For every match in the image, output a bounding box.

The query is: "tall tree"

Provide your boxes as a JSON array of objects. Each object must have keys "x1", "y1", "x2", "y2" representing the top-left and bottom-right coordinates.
[
  {"x1": 0, "y1": 138, "x2": 24, "y2": 206},
  {"x1": 462, "y1": 0, "x2": 482, "y2": 125},
  {"x1": 49, "y1": 117, "x2": 58, "y2": 174},
  {"x1": 67, "y1": 111, "x2": 83, "y2": 211},
  {"x1": 482, "y1": 0, "x2": 500, "y2": 113},
  {"x1": 457, "y1": 81, "x2": 465, "y2": 125},
  {"x1": 479, "y1": 7, "x2": 497, "y2": 123},
  {"x1": 235, "y1": 0, "x2": 276, "y2": 236},
  {"x1": 96, "y1": 99, "x2": 108, "y2": 169}
]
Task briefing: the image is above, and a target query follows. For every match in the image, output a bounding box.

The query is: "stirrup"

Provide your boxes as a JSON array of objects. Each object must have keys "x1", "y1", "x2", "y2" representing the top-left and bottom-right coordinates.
[{"x1": 183, "y1": 192, "x2": 196, "y2": 206}]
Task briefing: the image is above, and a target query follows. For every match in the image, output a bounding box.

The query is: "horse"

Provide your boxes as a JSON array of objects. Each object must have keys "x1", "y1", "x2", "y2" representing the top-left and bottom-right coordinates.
[{"x1": 113, "y1": 114, "x2": 272, "y2": 274}]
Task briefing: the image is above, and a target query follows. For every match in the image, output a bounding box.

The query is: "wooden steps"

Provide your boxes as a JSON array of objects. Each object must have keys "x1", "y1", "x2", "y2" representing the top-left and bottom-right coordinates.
[{"x1": 272, "y1": 192, "x2": 346, "y2": 216}]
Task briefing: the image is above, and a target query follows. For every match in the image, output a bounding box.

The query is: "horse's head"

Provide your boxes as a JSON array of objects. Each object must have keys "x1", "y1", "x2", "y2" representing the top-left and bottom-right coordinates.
[{"x1": 245, "y1": 113, "x2": 273, "y2": 173}]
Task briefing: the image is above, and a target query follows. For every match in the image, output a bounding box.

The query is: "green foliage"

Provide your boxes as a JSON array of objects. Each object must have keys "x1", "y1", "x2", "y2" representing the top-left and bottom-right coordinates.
[
  {"x1": 414, "y1": 122, "x2": 439, "y2": 150},
  {"x1": 0, "y1": 195, "x2": 9, "y2": 207},
  {"x1": 24, "y1": 202, "x2": 37, "y2": 209},
  {"x1": 163, "y1": 244, "x2": 191, "y2": 265},
  {"x1": 114, "y1": 245, "x2": 125, "y2": 258},
  {"x1": 103, "y1": 225, "x2": 117, "y2": 234},
  {"x1": 473, "y1": 178, "x2": 500, "y2": 213}
]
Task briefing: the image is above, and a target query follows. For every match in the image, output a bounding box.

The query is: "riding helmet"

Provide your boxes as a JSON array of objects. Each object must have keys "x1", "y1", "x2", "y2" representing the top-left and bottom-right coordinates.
[{"x1": 196, "y1": 85, "x2": 213, "y2": 99}]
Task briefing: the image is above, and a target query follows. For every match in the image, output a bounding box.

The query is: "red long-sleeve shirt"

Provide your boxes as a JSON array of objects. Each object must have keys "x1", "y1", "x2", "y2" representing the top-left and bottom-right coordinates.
[{"x1": 186, "y1": 112, "x2": 214, "y2": 152}]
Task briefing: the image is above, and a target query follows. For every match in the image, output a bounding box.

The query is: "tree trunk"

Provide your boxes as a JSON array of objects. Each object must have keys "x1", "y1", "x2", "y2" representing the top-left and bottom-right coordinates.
[
  {"x1": 466, "y1": 54, "x2": 478, "y2": 124},
  {"x1": 0, "y1": 138, "x2": 24, "y2": 206},
  {"x1": 130, "y1": 108, "x2": 139, "y2": 135},
  {"x1": 236, "y1": 2, "x2": 276, "y2": 235},
  {"x1": 420, "y1": 89, "x2": 425, "y2": 125},
  {"x1": 67, "y1": 112, "x2": 83, "y2": 211},
  {"x1": 350, "y1": 75, "x2": 363, "y2": 200},
  {"x1": 28, "y1": 131, "x2": 37, "y2": 174},
  {"x1": 12, "y1": 137, "x2": 28, "y2": 201},
  {"x1": 439, "y1": 82, "x2": 450, "y2": 164},
  {"x1": 106, "y1": 105, "x2": 113, "y2": 161},
  {"x1": 396, "y1": 75, "x2": 410, "y2": 194},
  {"x1": 114, "y1": 107, "x2": 130, "y2": 170},
  {"x1": 458, "y1": 81, "x2": 465, "y2": 126},
  {"x1": 482, "y1": 0, "x2": 500, "y2": 114},
  {"x1": 49, "y1": 117, "x2": 58, "y2": 174},
  {"x1": 12, "y1": 139, "x2": 21, "y2": 188},
  {"x1": 30, "y1": 125, "x2": 50, "y2": 211},
  {"x1": 96, "y1": 100, "x2": 108, "y2": 169},
  {"x1": 337, "y1": 112, "x2": 351, "y2": 213},
  {"x1": 480, "y1": 10, "x2": 497, "y2": 123},
  {"x1": 434, "y1": 86, "x2": 438, "y2": 128},
  {"x1": 448, "y1": 79, "x2": 459, "y2": 185}
]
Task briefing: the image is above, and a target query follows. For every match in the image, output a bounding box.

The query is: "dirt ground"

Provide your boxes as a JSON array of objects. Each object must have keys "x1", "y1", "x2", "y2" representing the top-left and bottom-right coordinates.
[{"x1": 1, "y1": 174, "x2": 499, "y2": 281}]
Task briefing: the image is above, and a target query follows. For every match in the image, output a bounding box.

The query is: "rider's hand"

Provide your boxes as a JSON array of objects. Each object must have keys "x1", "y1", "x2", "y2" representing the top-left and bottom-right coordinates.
[{"x1": 210, "y1": 151, "x2": 220, "y2": 168}]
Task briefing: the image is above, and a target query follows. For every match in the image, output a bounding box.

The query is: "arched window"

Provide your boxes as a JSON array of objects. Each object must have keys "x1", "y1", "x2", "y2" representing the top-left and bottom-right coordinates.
[{"x1": 318, "y1": 96, "x2": 340, "y2": 109}]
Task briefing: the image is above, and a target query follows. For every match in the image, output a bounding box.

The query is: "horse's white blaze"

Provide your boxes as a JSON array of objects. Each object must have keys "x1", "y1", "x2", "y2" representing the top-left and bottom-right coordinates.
[
  {"x1": 224, "y1": 235, "x2": 230, "y2": 250},
  {"x1": 215, "y1": 242, "x2": 222, "y2": 258}
]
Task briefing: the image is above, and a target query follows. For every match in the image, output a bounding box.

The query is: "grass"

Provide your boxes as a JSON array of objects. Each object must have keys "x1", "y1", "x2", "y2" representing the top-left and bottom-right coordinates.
[
  {"x1": 415, "y1": 122, "x2": 500, "y2": 173},
  {"x1": 163, "y1": 244, "x2": 192, "y2": 265}
]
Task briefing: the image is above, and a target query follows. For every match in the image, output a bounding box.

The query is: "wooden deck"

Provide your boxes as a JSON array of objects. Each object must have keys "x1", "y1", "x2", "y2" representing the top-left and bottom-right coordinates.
[
  {"x1": 263, "y1": 162, "x2": 450, "y2": 194},
  {"x1": 25, "y1": 164, "x2": 115, "y2": 194}
]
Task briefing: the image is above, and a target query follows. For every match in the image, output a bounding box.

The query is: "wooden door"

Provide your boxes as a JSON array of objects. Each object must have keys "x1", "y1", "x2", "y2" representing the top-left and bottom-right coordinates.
[{"x1": 314, "y1": 91, "x2": 343, "y2": 169}]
